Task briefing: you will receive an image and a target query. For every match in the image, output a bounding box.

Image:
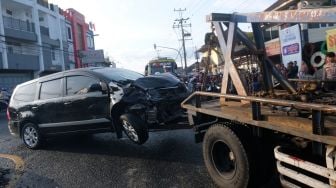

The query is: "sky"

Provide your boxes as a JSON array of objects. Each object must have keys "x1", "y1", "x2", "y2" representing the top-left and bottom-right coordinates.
[{"x1": 50, "y1": 0, "x2": 276, "y2": 73}]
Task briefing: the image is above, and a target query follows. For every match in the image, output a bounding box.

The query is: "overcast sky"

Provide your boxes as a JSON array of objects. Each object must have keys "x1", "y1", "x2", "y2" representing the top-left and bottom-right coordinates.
[{"x1": 51, "y1": 0, "x2": 276, "y2": 73}]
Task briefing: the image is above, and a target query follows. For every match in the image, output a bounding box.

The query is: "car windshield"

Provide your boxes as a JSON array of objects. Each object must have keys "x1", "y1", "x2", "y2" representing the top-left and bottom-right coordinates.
[{"x1": 92, "y1": 68, "x2": 143, "y2": 84}]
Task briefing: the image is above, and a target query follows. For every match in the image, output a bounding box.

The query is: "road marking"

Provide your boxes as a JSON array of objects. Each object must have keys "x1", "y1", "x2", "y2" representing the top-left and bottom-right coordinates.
[{"x1": 0, "y1": 154, "x2": 24, "y2": 171}]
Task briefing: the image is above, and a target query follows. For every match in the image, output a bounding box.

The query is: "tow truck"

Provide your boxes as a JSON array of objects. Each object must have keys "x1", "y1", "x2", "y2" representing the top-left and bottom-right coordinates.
[{"x1": 182, "y1": 7, "x2": 336, "y2": 188}]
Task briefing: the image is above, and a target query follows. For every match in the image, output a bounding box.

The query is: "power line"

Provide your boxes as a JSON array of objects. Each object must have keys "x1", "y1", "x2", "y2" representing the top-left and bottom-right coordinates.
[
  {"x1": 190, "y1": 0, "x2": 211, "y2": 17},
  {"x1": 0, "y1": 34, "x2": 76, "y2": 55},
  {"x1": 173, "y1": 8, "x2": 192, "y2": 74},
  {"x1": 188, "y1": 0, "x2": 206, "y2": 15},
  {"x1": 175, "y1": 0, "x2": 188, "y2": 11}
]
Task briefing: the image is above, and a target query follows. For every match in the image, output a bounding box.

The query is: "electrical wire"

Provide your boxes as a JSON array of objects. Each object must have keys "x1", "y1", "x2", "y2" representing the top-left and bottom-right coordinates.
[
  {"x1": 0, "y1": 35, "x2": 76, "y2": 55},
  {"x1": 188, "y1": 0, "x2": 205, "y2": 14},
  {"x1": 190, "y1": 0, "x2": 209, "y2": 17}
]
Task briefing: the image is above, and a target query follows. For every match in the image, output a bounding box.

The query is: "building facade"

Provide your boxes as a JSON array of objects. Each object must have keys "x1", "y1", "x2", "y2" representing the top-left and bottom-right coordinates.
[
  {"x1": 64, "y1": 8, "x2": 106, "y2": 68},
  {"x1": 0, "y1": 0, "x2": 105, "y2": 90},
  {"x1": 63, "y1": 8, "x2": 87, "y2": 68},
  {"x1": 0, "y1": 0, "x2": 73, "y2": 89}
]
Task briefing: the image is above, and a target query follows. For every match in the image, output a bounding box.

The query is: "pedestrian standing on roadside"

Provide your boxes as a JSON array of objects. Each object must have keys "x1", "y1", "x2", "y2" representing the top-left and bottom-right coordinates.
[
  {"x1": 299, "y1": 61, "x2": 309, "y2": 79},
  {"x1": 287, "y1": 61, "x2": 296, "y2": 79},
  {"x1": 293, "y1": 61, "x2": 299, "y2": 77},
  {"x1": 322, "y1": 52, "x2": 336, "y2": 91},
  {"x1": 276, "y1": 63, "x2": 287, "y2": 78}
]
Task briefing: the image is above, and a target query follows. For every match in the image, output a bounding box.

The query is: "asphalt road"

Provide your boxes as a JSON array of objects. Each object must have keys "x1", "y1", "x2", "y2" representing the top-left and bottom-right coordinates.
[{"x1": 0, "y1": 113, "x2": 216, "y2": 188}]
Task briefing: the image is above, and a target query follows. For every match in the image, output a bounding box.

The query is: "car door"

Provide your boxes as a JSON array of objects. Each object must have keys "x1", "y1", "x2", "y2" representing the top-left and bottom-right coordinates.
[
  {"x1": 62, "y1": 74, "x2": 110, "y2": 132},
  {"x1": 34, "y1": 77, "x2": 65, "y2": 133}
]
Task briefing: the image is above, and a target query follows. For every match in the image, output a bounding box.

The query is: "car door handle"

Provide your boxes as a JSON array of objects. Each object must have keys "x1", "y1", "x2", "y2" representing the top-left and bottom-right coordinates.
[
  {"x1": 32, "y1": 106, "x2": 38, "y2": 110},
  {"x1": 64, "y1": 102, "x2": 72, "y2": 105}
]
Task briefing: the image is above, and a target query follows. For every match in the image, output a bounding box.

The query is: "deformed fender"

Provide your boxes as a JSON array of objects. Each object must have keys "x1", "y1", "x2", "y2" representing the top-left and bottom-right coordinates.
[
  {"x1": 110, "y1": 102, "x2": 126, "y2": 138},
  {"x1": 128, "y1": 103, "x2": 146, "y2": 111}
]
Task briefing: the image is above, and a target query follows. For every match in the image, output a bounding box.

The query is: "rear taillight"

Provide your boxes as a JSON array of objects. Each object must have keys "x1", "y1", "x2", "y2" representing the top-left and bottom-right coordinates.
[{"x1": 6, "y1": 108, "x2": 10, "y2": 121}]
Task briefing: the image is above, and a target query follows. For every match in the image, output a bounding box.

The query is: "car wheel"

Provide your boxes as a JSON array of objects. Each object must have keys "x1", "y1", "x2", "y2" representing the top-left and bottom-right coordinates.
[
  {"x1": 21, "y1": 123, "x2": 42, "y2": 149},
  {"x1": 203, "y1": 124, "x2": 249, "y2": 188},
  {"x1": 120, "y1": 114, "x2": 148, "y2": 145}
]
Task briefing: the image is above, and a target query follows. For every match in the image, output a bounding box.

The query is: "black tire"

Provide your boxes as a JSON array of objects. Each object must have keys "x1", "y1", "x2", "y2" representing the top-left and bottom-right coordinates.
[
  {"x1": 120, "y1": 114, "x2": 148, "y2": 145},
  {"x1": 21, "y1": 123, "x2": 43, "y2": 149},
  {"x1": 203, "y1": 124, "x2": 249, "y2": 188}
]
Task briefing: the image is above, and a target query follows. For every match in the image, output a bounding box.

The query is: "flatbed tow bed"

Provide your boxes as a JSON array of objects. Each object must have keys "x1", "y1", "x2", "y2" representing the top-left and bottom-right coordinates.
[{"x1": 182, "y1": 91, "x2": 336, "y2": 146}]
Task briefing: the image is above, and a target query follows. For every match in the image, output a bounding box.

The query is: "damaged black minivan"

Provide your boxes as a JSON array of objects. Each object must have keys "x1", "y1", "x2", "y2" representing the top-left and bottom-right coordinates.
[{"x1": 7, "y1": 67, "x2": 190, "y2": 149}]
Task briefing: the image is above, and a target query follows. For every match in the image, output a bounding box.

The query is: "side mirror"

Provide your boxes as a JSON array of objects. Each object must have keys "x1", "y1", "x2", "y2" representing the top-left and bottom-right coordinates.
[
  {"x1": 109, "y1": 82, "x2": 120, "y2": 93},
  {"x1": 89, "y1": 83, "x2": 102, "y2": 92}
]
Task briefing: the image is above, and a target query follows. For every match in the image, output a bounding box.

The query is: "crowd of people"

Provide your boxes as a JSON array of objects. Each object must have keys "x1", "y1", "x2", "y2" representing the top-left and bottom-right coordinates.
[
  {"x1": 186, "y1": 52, "x2": 336, "y2": 93},
  {"x1": 275, "y1": 52, "x2": 336, "y2": 91},
  {"x1": 275, "y1": 61, "x2": 299, "y2": 79}
]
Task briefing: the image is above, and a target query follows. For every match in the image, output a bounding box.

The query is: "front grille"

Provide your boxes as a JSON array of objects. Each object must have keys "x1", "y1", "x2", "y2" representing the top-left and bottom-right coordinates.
[
  {"x1": 146, "y1": 108, "x2": 157, "y2": 124},
  {"x1": 156, "y1": 84, "x2": 186, "y2": 98}
]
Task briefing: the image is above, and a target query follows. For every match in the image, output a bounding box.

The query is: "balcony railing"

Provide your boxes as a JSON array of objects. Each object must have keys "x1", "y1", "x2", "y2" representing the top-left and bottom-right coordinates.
[
  {"x1": 3, "y1": 16, "x2": 35, "y2": 33},
  {"x1": 6, "y1": 44, "x2": 40, "y2": 56}
]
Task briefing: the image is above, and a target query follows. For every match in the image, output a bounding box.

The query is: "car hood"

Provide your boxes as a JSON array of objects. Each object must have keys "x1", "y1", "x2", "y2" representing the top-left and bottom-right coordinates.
[{"x1": 132, "y1": 74, "x2": 181, "y2": 90}]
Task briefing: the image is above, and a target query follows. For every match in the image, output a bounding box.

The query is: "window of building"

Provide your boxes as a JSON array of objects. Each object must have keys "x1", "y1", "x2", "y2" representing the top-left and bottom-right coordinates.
[
  {"x1": 67, "y1": 27, "x2": 72, "y2": 40},
  {"x1": 6, "y1": 42, "x2": 21, "y2": 54},
  {"x1": 308, "y1": 23, "x2": 320, "y2": 29},
  {"x1": 6, "y1": 9, "x2": 12, "y2": 16},
  {"x1": 51, "y1": 48, "x2": 56, "y2": 60},
  {"x1": 7, "y1": 46, "x2": 14, "y2": 54},
  {"x1": 40, "y1": 79, "x2": 62, "y2": 100},
  {"x1": 49, "y1": 4, "x2": 54, "y2": 11},
  {"x1": 76, "y1": 24, "x2": 84, "y2": 50},
  {"x1": 87, "y1": 36, "x2": 91, "y2": 48},
  {"x1": 66, "y1": 76, "x2": 100, "y2": 96},
  {"x1": 321, "y1": 23, "x2": 327, "y2": 28},
  {"x1": 13, "y1": 82, "x2": 37, "y2": 103},
  {"x1": 87, "y1": 35, "x2": 94, "y2": 48}
]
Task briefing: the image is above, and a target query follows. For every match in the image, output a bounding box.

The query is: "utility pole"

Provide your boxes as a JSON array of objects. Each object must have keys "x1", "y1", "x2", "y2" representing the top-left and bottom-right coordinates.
[
  {"x1": 173, "y1": 8, "x2": 191, "y2": 75},
  {"x1": 195, "y1": 46, "x2": 200, "y2": 73}
]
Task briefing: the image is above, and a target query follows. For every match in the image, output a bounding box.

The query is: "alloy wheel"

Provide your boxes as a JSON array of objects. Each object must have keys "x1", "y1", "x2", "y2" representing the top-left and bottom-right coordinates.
[
  {"x1": 122, "y1": 120, "x2": 139, "y2": 142},
  {"x1": 23, "y1": 126, "x2": 38, "y2": 148}
]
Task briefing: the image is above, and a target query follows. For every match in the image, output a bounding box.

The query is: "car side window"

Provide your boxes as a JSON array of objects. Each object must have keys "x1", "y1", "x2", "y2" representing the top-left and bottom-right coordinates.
[
  {"x1": 66, "y1": 76, "x2": 100, "y2": 96},
  {"x1": 13, "y1": 82, "x2": 37, "y2": 103},
  {"x1": 40, "y1": 79, "x2": 62, "y2": 100}
]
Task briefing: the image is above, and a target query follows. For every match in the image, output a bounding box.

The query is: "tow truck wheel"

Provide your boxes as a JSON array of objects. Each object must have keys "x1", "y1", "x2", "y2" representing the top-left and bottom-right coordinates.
[
  {"x1": 203, "y1": 124, "x2": 249, "y2": 188},
  {"x1": 120, "y1": 114, "x2": 148, "y2": 145}
]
